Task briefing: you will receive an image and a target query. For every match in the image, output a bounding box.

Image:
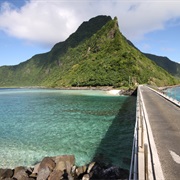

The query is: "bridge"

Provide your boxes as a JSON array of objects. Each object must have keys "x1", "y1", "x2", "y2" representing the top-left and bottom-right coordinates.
[{"x1": 129, "y1": 85, "x2": 180, "y2": 180}]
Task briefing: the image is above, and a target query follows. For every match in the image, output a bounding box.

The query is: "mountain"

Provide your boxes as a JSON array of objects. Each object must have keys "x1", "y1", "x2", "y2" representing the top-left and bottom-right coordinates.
[
  {"x1": 0, "y1": 15, "x2": 178, "y2": 87},
  {"x1": 144, "y1": 53, "x2": 180, "y2": 77}
]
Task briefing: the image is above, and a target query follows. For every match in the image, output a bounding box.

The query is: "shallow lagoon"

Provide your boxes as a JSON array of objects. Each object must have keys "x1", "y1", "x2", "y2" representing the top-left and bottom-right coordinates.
[{"x1": 0, "y1": 89, "x2": 136, "y2": 169}]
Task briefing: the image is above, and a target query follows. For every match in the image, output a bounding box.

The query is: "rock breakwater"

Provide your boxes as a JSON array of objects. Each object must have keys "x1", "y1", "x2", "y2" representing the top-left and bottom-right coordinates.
[{"x1": 0, "y1": 155, "x2": 129, "y2": 180}]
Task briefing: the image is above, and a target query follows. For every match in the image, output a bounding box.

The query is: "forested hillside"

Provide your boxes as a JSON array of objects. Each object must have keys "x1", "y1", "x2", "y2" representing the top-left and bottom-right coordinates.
[
  {"x1": 0, "y1": 16, "x2": 178, "y2": 87},
  {"x1": 144, "y1": 53, "x2": 180, "y2": 77}
]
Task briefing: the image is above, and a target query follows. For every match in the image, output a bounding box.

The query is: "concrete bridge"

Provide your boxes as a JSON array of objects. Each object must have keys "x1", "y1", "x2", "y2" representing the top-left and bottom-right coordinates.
[{"x1": 129, "y1": 85, "x2": 180, "y2": 180}]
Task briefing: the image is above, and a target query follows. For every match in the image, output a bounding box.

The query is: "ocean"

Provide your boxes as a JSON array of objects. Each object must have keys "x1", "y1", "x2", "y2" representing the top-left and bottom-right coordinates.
[
  {"x1": 0, "y1": 88, "x2": 136, "y2": 170},
  {"x1": 164, "y1": 86, "x2": 180, "y2": 102}
]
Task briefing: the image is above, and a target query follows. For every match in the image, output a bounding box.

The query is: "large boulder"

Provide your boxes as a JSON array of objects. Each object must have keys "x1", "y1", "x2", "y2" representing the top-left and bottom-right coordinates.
[
  {"x1": 53, "y1": 155, "x2": 75, "y2": 176},
  {"x1": 38, "y1": 157, "x2": 55, "y2": 172},
  {"x1": 36, "y1": 157, "x2": 56, "y2": 180}
]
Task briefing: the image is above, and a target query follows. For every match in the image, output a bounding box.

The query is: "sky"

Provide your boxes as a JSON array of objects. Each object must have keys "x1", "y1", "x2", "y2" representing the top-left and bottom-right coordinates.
[{"x1": 0, "y1": 0, "x2": 180, "y2": 66}]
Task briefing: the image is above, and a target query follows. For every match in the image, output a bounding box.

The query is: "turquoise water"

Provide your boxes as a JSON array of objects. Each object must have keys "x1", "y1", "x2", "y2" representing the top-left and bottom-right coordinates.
[
  {"x1": 0, "y1": 88, "x2": 136, "y2": 169},
  {"x1": 164, "y1": 86, "x2": 180, "y2": 101}
]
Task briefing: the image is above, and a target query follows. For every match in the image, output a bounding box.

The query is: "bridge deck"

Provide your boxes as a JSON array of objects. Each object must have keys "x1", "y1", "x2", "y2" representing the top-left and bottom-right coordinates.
[{"x1": 140, "y1": 86, "x2": 180, "y2": 180}]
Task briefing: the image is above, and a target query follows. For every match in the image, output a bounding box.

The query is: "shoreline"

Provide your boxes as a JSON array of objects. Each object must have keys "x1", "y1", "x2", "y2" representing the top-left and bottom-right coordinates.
[
  {"x1": 158, "y1": 84, "x2": 180, "y2": 91},
  {"x1": 0, "y1": 155, "x2": 129, "y2": 180},
  {"x1": 0, "y1": 86, "x2": 116, "y2": 91},
  {"x1": 0, "y1": 86, "x2": 137, "y2": 96}
]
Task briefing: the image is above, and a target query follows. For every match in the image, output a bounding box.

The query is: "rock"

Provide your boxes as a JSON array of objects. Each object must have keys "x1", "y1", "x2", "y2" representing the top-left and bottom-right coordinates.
[
  {"x1": 68, "y1": 174, "x2": 74, "y2": 180},
  {"x1": 55, "y1": 160, "x2": 66, "y2": 172},
  {"x1": 76, "y1": 165, "x2": 87, "y2": 177},
  {"x1": 13, "y1": 166, "x2": 29, "y2": 180},
  {"x1": 29, "y1": 173, "x2": 37, "y2": 179},
  {"x1": 90, "y1": 163, "x2": 129, "y2": 179},
  {"x1": 0, "y1": 155, "x2": 129, "y2": 180},
  {"x1": 38, "y1": 157, "x2": 55, "y2": 172},
  {"x1": 26, "y1": 167, "x2": 33, "y2": 175},
  {"x1": 87, "y1": 162, "x2": 96, "y2": 173},
  {"x1": 0, "y1": 168, "x2": 13, "y2": 179},
  {"x1": 53, "y1": 155, "x2": 75, "y2": 166},
  {"x1": 37, "y1": 167, "x2": 51, "y2": 180},
  {"x1": 65, "y1": 159, "x2": 72, "y2": 175},
  {"x1": 32, "y1": 162, "x2": 40, "y2": 174},
  {"x1": 71, "y1": 165, "x2": 76, "y2": 175},
  {"x1": 48, "y1": 170, "x2": 63, "y2": 180},
  {"x1": 82, "y1": 173, "x2": 90, "y2": 180},
  {"x1": 54, "y1": 155, "x2": 75, "y2": 164},
  {"x1": 53, "y1": 155, "x2": 75, "y2": 176}
]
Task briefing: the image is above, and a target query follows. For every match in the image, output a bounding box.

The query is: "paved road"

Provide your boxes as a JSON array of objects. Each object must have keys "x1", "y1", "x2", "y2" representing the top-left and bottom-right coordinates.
[{"x1": 140, "y1": 86, "x2": 180, "y2": 180}]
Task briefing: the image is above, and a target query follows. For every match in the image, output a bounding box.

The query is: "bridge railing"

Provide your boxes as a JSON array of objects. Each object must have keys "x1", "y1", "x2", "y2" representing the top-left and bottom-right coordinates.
[
  {"x1": 148, "y1": 85, "x2": 180, "y2": 107},
  {"x1": 129, "y1": 88, "x2": 139, "y2": 180},
  {"x1": 129, "y1": 85, "x2": 164, "y2": 180}
]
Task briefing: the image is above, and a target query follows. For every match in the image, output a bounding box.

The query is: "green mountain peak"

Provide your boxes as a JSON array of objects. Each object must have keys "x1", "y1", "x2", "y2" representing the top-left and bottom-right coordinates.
[{"x1": 0, "y1": 15, "x2": 178, "y2": 87}]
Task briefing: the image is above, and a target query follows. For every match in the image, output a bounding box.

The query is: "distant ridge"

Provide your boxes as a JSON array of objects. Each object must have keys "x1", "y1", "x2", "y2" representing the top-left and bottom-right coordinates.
[
  {"x1": 0, "y1": 15, "x2": 179, "y2": 87},
  {"x1": 144, "y1": 53, "x2": 180, "y2": 77}
]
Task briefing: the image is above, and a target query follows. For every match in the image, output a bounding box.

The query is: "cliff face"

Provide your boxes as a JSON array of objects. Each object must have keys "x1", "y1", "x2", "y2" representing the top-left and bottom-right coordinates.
[{"x1": 0, "y1": 15, "x2": 178, "y2": 87}]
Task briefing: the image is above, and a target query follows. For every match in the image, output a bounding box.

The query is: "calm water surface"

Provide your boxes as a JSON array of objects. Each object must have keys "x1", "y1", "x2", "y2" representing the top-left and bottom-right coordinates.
[
  {"x1": 0, "y1": 89, "x2": 136, "y2": 169},
  {"x1": 164, "y1": 86, "x2": 180, "y2": 101}
]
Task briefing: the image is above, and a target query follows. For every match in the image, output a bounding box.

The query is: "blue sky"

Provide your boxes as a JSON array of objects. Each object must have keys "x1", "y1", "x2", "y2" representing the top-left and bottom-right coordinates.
[{"x1": 0, "y1": 0, "x2": 180, "y2": 66}]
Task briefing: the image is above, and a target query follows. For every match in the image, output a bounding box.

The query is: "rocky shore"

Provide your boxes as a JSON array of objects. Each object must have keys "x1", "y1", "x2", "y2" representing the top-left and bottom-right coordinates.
[{"x1": 0, "y1": 155, "x2": 129, "y2": 180}]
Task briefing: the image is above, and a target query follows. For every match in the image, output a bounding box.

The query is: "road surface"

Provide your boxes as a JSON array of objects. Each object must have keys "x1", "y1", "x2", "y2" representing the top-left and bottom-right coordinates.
[{"x1": 140, "y1": 86, "x2": 180, "y2": 180}]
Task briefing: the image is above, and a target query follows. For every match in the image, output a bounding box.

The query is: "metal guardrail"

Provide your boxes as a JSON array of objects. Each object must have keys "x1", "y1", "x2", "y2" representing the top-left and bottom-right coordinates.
[{"x1": 129, "y1": 85, "x2": 164, "y2": 180}]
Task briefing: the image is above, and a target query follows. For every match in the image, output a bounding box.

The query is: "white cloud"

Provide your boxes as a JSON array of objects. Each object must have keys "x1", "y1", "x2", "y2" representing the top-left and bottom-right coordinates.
[
  {"x1": 0, "y1": 0, "x2": 180, "y2": 47},
  {"x1": 0, "y1": 0, "x2": 80, "y2": 46}
]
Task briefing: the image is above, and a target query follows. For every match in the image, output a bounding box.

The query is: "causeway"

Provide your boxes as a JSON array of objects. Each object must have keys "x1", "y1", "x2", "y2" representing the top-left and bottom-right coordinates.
[{"x1": 140, "y1": 85, "x2": 180, "y2": 180}]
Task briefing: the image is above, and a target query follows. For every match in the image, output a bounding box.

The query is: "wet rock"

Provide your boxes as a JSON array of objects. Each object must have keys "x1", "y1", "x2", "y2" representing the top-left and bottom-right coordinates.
[{"x1": 0, "y1": 168, "x2": 13, "y2": 179}]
